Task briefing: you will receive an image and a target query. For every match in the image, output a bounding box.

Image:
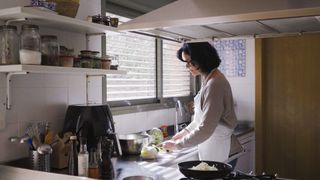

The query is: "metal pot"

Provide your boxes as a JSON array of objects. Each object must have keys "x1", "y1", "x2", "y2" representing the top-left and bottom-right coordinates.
[{"x1": 119, "y1": 134, "x2": 150, "y2": 155}]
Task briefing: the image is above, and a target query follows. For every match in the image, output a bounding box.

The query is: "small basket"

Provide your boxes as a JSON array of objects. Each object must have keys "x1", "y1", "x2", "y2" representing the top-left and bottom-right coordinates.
[
  {"x1": 29, "y1": 150, "x2": 51, "y2": 172},
  {"x1": 48, "y1": 0, "x2": 80, "y2": 18}
]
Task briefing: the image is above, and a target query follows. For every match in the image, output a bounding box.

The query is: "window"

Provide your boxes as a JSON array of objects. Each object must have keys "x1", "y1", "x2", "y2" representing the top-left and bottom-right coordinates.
[
  {"x1": 104, "y1": 13, "x2": 191, "y2": 107},
  {"x1": 162, "y1": 40, "x2": 190, "y2": 98},
  {"x1": 106, "y1": 33, "x2": 156, "y2": 101}
]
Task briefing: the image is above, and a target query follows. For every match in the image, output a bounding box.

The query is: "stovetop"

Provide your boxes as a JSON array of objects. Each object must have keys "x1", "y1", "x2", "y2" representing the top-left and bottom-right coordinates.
[{"x1": 180, "y1": 171, "x2": 282, "y2": 180}]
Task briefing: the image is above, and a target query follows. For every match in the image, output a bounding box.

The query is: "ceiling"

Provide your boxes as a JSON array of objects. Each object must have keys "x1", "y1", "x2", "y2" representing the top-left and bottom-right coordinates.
[
  {"x1": 105, "y1": 0, "x2": 176, "y2": 19},
  {"x1": 115, "y1": 0, "x2": 320, "y2": 42}
]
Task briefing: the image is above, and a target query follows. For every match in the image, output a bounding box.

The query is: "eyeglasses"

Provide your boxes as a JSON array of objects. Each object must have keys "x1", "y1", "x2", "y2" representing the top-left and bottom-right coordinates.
[{"x1": 183, "y1": 60, "x2": 196, "y2": 67}]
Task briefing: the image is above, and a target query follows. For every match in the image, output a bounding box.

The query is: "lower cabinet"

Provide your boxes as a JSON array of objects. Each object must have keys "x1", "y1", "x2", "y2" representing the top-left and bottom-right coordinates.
[{"x1": 234, "y1": 131, "x2": 255, "y2": 173}]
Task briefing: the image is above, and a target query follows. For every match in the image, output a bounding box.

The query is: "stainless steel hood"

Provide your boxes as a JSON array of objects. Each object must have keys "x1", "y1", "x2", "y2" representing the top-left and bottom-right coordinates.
[{"x1": 118, "y1": 0, "x2": 320, "y2": 41}]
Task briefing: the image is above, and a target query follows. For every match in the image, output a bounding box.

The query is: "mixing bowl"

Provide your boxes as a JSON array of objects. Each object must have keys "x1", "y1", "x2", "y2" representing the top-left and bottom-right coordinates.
[{"x1": 119, "y1": 134, "x2": 150, "y2": 155}]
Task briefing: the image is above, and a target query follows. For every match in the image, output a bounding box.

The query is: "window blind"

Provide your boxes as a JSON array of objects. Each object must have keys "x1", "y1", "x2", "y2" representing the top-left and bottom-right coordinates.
[
  {"x1": 106, "y1": 33, "x2": 156, "y2": 101},
  {"x1": 162, "y1": 40, "x2": 191, "y2": 98}
]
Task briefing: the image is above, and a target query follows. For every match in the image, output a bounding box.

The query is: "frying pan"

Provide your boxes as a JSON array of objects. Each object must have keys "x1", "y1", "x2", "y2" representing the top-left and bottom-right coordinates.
[{"x1": 178, "y1": 160, "x2": 232, "y2": 179}]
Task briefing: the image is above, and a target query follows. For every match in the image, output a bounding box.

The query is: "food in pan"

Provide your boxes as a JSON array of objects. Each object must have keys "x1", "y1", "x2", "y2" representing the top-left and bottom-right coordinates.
[{"x1": 189, "y1": 162, "x2": 218, "y2": 171}]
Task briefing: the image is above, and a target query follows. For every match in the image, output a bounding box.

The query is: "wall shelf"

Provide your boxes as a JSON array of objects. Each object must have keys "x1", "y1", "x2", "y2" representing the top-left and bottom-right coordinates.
[
  {"x1": 0, "y1": 65, "x2": 126, "y2": 75},
  {"x1": 0, "y1": 6, "x2": 119, "y2": 34}
]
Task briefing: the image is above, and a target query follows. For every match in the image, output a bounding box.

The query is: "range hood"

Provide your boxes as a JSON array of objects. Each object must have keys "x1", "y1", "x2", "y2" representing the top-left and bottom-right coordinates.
[{"x1": 118, "y1": 0, "x2": 320, "y2": 41}]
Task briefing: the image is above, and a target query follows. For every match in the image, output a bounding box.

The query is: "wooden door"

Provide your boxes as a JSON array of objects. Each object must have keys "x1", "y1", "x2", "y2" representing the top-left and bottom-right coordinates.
[{"x1": 255, "y1": 33, "x2": 320, "y2": 180}]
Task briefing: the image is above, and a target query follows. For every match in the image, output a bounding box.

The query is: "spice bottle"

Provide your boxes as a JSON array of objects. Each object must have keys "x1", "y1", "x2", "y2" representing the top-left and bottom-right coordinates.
[
  {"x1": 0, "y1": 25, "x2": 19, "y2": 64},
  {"x1": 78, "y1": 138, "x2": 89, "y2": 177},
  {"x1": 68, "y1": 136, "x2": 78, "y2": 176},
  {"x1": 88, "y1": 148, "x2": 99, "y2": 178}
]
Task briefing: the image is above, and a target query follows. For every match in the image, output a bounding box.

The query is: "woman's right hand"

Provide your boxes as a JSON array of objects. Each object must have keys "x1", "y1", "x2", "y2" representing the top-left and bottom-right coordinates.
[{"x1": 171, "y1": 129, "x2": 189, "y2": 141}]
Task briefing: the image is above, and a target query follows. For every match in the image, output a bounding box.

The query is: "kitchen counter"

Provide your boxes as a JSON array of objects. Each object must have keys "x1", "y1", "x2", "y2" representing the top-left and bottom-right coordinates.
[{"x1": 0, "y1": 121, "x2": 254, "y2": 180}]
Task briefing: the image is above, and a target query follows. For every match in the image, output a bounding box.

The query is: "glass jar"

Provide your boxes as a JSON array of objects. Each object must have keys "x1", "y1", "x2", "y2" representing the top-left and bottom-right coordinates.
[
  {"x1": 101, "y1": 55, "x2": 112, "y2": 69},
  {"x1": 20, "y1": 24, "x2": 41, "y2": 64},
  {"x1": 41, "y1": 35, "x2": 60, "y2": 66},
  {"x1": 73, "y1": 57, "x2": 81, "y2": 68},
  {"x1": 80, "y1": 50, "x2": 93, "y2": 68},
  {"x1": 0, "y1": 25, "x2": 19, "y2": 64},
  {"x1": 93, "y1": 57, "x2": 101, "y2": 69}
]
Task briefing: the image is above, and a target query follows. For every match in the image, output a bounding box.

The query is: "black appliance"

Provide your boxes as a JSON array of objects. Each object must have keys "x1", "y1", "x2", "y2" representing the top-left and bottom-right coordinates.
[{"x1": 61, "y1": 104, "x2": 122, "y2": 156}]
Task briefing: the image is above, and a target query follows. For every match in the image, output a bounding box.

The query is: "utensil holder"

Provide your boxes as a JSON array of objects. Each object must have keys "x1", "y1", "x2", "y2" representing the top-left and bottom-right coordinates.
[{"x1": 29, "y1": 150, "x2": 51, "y2": 172}]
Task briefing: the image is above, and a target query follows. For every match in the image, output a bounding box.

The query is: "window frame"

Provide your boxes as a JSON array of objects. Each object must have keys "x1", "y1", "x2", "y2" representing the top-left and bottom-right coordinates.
[{"x1": 108, "y1": 37, "x2": 196, "y2": 115}]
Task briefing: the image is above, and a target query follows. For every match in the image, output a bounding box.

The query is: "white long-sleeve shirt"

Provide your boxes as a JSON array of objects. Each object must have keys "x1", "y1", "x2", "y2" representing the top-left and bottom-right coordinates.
[{"x1": 176, "y1": 69, "x2": 237, "y2": 149}]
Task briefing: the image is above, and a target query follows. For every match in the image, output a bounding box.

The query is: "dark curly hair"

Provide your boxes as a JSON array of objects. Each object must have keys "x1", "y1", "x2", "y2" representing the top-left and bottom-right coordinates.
[{"x1": 177, "y1": 42, "x2": 221, "y2": 74}]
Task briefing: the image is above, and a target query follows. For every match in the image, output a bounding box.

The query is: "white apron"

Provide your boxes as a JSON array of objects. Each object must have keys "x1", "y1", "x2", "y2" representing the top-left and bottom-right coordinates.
[{"x1": 193, "y1": 89, "x2": 233, "y2": 162}]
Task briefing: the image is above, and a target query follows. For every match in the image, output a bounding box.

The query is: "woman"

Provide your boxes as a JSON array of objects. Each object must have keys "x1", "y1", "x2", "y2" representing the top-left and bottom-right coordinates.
[{"x1": 161, "y1": 42, "x2": 239, "y2": 162}]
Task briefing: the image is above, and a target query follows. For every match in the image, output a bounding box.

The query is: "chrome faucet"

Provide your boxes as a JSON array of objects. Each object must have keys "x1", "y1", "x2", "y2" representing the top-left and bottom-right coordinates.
[{"x1": 175, "y1": 100, "x2": 184, "y2": 133}]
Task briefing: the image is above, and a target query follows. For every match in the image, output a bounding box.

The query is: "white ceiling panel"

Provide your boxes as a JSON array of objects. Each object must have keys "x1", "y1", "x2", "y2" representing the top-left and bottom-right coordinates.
[
  {"x1": 144, "y1": 29, "x2": 185, "y2": 40},
  {"x1": 207, "y1": 21, "x2": 273, "y2": 36},
  {"x1": 260, "y1": 16, "x2": 320, "y2": 33},
  {"x1": 161, "y1": 25, "x2": 227, "y2": 39}
]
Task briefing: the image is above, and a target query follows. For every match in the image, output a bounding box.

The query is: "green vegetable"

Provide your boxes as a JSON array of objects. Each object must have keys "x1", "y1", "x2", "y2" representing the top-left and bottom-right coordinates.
[{"x1": 148, "y1": 128, "x2": 164, "y2": 145}]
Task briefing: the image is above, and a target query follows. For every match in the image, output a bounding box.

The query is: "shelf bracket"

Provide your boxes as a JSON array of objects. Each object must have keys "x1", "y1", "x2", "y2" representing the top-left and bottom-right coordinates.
[{"x1": 6, "y1": 72, "x2": 28, "y2": 110}]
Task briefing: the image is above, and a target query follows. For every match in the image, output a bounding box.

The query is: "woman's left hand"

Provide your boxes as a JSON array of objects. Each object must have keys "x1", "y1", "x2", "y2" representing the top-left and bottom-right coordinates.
[{"x1": 158, "y1": 140, "x2": 177, "y2": 150}]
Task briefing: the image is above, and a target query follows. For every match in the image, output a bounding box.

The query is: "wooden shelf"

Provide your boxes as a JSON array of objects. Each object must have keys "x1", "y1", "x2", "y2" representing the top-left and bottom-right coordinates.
[
  {"x1": 0, "y1": 6, "x2": 119, "y2": 34},
  {"x1": 0, "y1": 65, "x2": 126, "y2": 75}
]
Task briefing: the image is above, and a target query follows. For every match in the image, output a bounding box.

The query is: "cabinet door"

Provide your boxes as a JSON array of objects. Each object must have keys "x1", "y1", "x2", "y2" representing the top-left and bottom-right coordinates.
[
  {"x1": 234, "y1": 140, "x2": 254, "y2": 173},
  {"x1": 256, "y1": 33, "x2": 320, "y2": 179}
]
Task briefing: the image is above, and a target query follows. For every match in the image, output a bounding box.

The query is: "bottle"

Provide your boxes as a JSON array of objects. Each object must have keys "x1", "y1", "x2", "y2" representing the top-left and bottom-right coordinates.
[
  {"x1": 0, "y1": 25, "x2": 19, "y2": 64},
  {"x1": 88, "y1": 148, "x2": 99, "y2": 178},
  {"x1": 78, "y1": 138, "x2": 89, "y2": 177},
  {"x1": 68, "y1": 136, "x2": 78, "y2": 176},
  {"x1": 100, "y1": 137, "x2": 115, "y2": 180}
]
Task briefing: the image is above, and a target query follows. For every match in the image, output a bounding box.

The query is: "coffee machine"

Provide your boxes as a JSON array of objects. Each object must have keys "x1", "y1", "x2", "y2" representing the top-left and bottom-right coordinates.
[{"x1": 61, "y1": 104, "x2": 122, "y2": 156}]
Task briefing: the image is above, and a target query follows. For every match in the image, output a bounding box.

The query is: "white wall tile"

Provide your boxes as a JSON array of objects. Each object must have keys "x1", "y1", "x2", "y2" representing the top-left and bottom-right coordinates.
[
  {"x1": 146, "y1": 109, "x2": 168, "y2": 127},
  {"x1": 45, "y1": 88, "x2": 68, "y2": 120},
  {"x1": 113, "y1": 113, "x2": 136, "y2": 134},
  {"x1": 68, "y1": 87, "x2": 86, "y2": 105},
  {"x1": 68, "y1": 75, "x2": 86, "y2": 87},
  {"x1": 0, "y1": 73, "x2": 6, "y2": 88},
  {"x1": 44, "y1": 74, "x2": 68, "y2": 88},
  {"x1": 0, "y1": 123, "x2": 28, "y2": 163},
  {"x1": 11, "y1": 74, "x2": 44, "y2": 88},
  {"x1": 167, "y1": 108, "x2": 176, "y2": 125},
  {"x1": 133, "y1": 112, "x2": 148, "y2": 132},
  {"x1": 13, "y1": 87, "x2": 46, "y2": 123}
]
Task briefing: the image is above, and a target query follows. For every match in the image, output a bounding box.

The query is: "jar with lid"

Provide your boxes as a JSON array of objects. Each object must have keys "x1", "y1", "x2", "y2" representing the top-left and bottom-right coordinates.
[
  {"x1": 91, "y1": 51, "x2": 101, "y2": 69},
  {"x1": 79, "y1": 50, "x2": 93, "y2": 68},
  {"x1": 0, "y1": 25, "x2": 19, "y2": 64},
  {"x1": 101, "y1": 55, "x2": 112, "y2": 69},
  {"x1": 41, "y1": 35, "x2": 60, "y2": 66},
  {"x1": 20, "y1": 24, "x2": 41, "y2": 65}
]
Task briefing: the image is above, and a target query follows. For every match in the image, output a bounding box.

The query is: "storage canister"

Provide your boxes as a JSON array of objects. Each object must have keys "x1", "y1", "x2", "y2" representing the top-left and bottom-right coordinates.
[
  {"x1": 0, "y1": 25, "x2": 19, "y2": 64},
  {"x1": 101, "y1": 55, "x2": 112, "y2": 69},
  {"x1": 20, "y1": 24, "x2": 41, "y2": 64},
  {"x1": 41, "y1": 35, "x2": 60, "y2": 66},
  {"x1": 79, "y1": 50, "x2": 93, "y2": 68}
]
